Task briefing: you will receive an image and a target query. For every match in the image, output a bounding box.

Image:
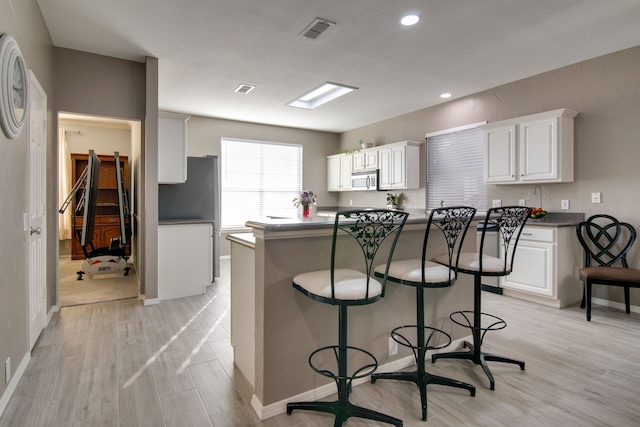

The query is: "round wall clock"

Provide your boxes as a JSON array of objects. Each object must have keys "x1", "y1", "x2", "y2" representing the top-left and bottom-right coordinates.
[{"x1": 0, "y1": 34, "x2": 28, "y2": 139}]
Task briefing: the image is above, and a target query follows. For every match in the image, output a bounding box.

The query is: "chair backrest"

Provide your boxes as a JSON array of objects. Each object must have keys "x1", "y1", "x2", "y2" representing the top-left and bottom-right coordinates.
[
  {"x1": 423, "y1": 206, "x2": 477, "y2": 286},
  {"x1": 331, "y1": 209, "x2": 409, "y2": 303},
  {"x1": 576, "y1": 214, "x2": 636, "y2": 268},
  {"x1": 479, "y1": 206, "x2": 531, "y2": 275}
]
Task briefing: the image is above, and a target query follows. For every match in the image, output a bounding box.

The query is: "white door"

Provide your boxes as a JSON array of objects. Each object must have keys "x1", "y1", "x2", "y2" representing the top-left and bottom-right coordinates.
[{"x1": 28, "y1": 71, "x2": 47, "y2": 350}]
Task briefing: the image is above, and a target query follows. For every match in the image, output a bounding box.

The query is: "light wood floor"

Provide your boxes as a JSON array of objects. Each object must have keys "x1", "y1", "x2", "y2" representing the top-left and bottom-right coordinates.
[{"x1": 2, "y1": 258, "x2": 640, "y2": 426}]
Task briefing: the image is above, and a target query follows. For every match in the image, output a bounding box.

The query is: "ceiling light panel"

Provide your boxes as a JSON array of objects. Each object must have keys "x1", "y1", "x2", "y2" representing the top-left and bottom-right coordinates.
[{"x1": 287, "y1": 82, "x2": 357, "y2": 109}]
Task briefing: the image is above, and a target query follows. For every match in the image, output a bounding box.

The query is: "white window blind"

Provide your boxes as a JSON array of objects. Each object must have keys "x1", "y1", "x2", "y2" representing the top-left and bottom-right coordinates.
[
  {"x1": 426, "y1": 125, "x2": 486, "y2": 211},
  {"x1": 221, "y1": 138, "x2": 302, "y2": 228}
]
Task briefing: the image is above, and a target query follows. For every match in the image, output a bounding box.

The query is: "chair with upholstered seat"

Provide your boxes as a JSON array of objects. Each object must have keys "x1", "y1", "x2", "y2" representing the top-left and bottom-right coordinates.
[
  {"x1": 286, "y1": 209, "x2": 409, "y2": 427},
  {"x1": 576, "y1": 214, "x2": 640, "y2": 321},
  {"x1": 370, "y1": 206, "x2": 477, "y2": 421},
  {"x1": 431, "y1": 206, "x2": 530, "y2": 390}
]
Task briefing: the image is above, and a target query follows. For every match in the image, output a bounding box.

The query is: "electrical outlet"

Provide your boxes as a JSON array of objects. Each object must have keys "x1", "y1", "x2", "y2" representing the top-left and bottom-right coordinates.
[
  {"x1": 5, "y1": 357, "x2": 10, "y2": 384},
  {"x1": 518, "y1": 199, "x2": 526, "y2": 206},
  {"x1": 349, "y1": 199, "x2": 353, "y2": 206},
  {"x1": 561, "y1": 199, "x2": 570, "y2": 210},
  {"x1": 492, "y1": 199, "x2": 502, "y2": 208},
  {"x1": 388, "y1": 337, "x2": 398, "y2": 356},
  {"x1": 591, "y1": 192, "x2": 601, "y2": 203}
]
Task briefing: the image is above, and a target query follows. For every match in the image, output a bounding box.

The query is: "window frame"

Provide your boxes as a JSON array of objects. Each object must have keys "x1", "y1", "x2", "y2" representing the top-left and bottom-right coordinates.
[{"x1": 220, "y1": 137, "x2": 303, "y2": 230}]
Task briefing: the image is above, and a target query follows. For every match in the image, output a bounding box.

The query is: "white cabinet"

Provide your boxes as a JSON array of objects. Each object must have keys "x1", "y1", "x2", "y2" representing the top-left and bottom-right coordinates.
[
  {"x1": 378, "y1": 141, "x2": 421, "y2": 190},
  {"x1": 158, "y1": 111, "x2": 190, "y2": 184},
  {"x1": 500, "y1": 225, "x2": 582, "y2": 308},
  {"x1": 483, "y1": 108, "x2": 578, "y2": 184},
  {"x1": 327, "y1": 154, "x2": 352, "y2": 191},
  {"x1": 353, "y1": 148, "x2": 378, "y2": 171},
  {"x1": 158, "y1": 223, "x2": 212, "y2": 300}
]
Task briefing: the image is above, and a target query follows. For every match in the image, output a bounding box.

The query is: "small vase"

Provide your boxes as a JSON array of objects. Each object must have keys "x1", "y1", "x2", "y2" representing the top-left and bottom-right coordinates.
[{"x1": 302, "y1": 205, "x2": 310, "y2": 219}]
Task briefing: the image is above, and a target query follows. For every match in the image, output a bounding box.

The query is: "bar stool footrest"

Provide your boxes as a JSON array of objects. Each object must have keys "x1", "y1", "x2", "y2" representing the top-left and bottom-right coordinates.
[
  {"x1": 391, "y1": 325, "x2": 452, "y2": 353},
  {"x1": 308, "y1": 345, "x2": 378, "y2": 381}
]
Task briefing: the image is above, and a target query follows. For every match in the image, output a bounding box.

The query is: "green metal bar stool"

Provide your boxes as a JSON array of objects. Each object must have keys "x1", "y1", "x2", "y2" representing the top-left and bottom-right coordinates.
[
  {"x1": 370, "y1": 206, "x2": 477, "y2": 421},
  {"x1": 286, "y1": 209, "x2": 409, "y2": 427},
  {"x1": 432, "y1": 206, "x2": 530, "y2": 390}
]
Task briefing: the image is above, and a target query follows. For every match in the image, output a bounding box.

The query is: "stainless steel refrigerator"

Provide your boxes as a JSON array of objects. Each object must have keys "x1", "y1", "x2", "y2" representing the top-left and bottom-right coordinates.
[{"x1": 158, "y1": 155, "x2": 220, "y2": 279}]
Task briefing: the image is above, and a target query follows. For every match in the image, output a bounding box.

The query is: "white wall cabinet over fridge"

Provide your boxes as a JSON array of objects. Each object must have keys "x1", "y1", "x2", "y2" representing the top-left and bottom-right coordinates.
[
  {"x1": 378, "y1": 140, "x2": 421, "y2": 190},
  {"x1": 483, "y1": 108, "x2": 578, "y2": 184},
  {"x1": 158, "y1": 111, "x2": 190, "y2": 184},
  {"x1": 327, "y1": 153, "x2": 352, "y2": 191}
]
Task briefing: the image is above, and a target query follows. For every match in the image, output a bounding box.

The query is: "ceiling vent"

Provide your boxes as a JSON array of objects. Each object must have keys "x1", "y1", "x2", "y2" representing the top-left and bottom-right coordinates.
[
  {"x1": 299, "y1": 18, "x2": 335, "y2": 40},
  {"x1": 234, "y1": 84, "x2": 255, "y2": 94}
]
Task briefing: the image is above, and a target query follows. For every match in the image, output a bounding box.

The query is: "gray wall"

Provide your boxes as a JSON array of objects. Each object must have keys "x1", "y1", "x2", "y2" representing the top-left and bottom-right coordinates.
[
  {"x1": 186, "y1": 115, "x2": 340, "y2": 256},
  {"x1": 0, "y1": 0, "x2": 55, "y2": 401},
  {"x1": 341, "y1": 45, "x2": 640, "y2": 307}
]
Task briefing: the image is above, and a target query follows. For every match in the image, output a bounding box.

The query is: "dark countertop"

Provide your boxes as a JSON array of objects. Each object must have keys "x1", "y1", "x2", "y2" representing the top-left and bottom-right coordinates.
[
  {"x1": 246, "y1": 210, "x2": 584, "y2": 232},
  {"x1": 158, "y1": 218, "x2": 215, "y2": 225},
  {"x1": 524, "y1": 212, "x2": 584, "y2": 227},
  {"x1": 226, "y1": 233, "x2": 255, "y2": 248}
]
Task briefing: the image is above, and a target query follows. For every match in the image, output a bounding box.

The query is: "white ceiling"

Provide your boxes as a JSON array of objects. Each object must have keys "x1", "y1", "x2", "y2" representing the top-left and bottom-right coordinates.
[{"x1": 37, "y1": 0, "x2": 640, "y2": 133}]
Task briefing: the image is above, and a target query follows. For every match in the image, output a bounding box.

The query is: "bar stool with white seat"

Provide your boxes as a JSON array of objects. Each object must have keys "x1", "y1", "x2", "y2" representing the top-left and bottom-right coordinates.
[
  {"x1": 286, "y1": 209, "x2": 409, "y2": 427},
  {"x1": 431, "y1": 206, "x2": 531, "y2": 390},
  {"x1": 370, "y1": 206, "x2": 477, "y2": 421}
]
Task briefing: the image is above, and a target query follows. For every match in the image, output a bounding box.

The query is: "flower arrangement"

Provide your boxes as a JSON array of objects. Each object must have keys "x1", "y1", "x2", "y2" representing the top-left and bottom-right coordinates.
[
  {"x1": 292, "y1": 190, "x2": 316, "y2": 207},
  {"x1": 386, "y1": 193, "x2": 399, "y2": 206}
]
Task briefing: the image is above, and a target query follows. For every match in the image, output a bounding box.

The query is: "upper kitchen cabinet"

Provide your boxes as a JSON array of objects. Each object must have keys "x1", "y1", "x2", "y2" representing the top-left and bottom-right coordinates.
[
  {"x1": 483, "y1": 108, "x2": 578, "y2": 184},
  {"x1": 378, "y1": 141, "x2": 421, "y2": 190},
  {"x1": 352, "y1": 147, "x2": 378, "y2": 171},
  {"x1": 158, "y1": 111, "x2": 190, "y2": 184},
  {"x1": 327, "y1": 153, "x2": 352, "y2": 191}
]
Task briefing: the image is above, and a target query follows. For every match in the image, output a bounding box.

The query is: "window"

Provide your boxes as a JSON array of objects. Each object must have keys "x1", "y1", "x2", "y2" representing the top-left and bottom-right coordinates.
[
  {"x1": 221, "y1": 138, "x2": 302, "y2": 228},
  {"x1": 426, "y1": 123, "x2": 487, "y2": 211}
]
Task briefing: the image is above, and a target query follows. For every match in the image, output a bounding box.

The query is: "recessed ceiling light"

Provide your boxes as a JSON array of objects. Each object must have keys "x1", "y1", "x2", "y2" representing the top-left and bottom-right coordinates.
[
  {"x1": 287, "y1": 82, "x2": 358, "y2": 109},
  {"x1": 400, "y1": 14, "x2": 420, "y2": 26},
  {"x1": 440, "y1": 93, "x2": 452, "y2": 99}
]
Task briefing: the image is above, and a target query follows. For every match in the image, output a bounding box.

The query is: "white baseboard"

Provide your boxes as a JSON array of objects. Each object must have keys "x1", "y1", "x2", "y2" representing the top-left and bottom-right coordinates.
[
  {"x1": 250, "y1": 337, "x2": 468, "y2": 420},
  {"x1": 0, "y1": 352, "x2": 31, "y2": 418},
  {"x1": 592, "y1": 297, "x2": 640, "y2": 314},
  {"x1": 47, "y1": 305, "x2": 59, "y2": 326},
  {"x1": 142, "y1": 295, "x2": 160, "y2": 306}
]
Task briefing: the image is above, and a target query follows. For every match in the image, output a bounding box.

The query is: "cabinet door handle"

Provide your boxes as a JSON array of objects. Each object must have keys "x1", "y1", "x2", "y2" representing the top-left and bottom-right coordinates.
[
  {"x1": 521, "y1": 232, "x2": 533, "y2": 236},
  {"x1": 30, "y1": 227, "x2": 41, "y2": 235}
]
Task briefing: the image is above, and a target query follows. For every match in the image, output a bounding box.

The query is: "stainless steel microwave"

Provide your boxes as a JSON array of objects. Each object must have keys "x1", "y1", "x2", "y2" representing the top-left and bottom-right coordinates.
[{"x1": 351, "y1": 170, "x2": 378, "y2": 191}]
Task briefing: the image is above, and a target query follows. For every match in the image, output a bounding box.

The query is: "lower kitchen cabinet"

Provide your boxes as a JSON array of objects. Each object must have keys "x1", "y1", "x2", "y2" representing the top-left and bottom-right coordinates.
[
  {"x1": 158, "y1": 222, "x2": 213, "y2": 300},
  {"x1": 500, "y1": 225, "x2": 582, "y2": 308}
]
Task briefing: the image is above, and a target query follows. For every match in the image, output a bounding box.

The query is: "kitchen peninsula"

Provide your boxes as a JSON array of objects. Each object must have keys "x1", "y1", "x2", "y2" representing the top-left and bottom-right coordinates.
[{"x1": 228, "y1": 213, "x2": 479, "y2": 419}]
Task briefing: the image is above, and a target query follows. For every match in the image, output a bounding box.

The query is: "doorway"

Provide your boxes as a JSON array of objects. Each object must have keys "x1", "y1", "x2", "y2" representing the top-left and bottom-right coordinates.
[{"x1": 57, "y1": 112, "x2": 141, "y2": 307}]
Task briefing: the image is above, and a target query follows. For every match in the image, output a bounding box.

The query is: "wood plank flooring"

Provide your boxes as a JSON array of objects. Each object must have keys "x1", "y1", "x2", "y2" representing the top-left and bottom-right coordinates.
[{"x1": 2, "y1": 258, "x2": 640, "y2": 426}]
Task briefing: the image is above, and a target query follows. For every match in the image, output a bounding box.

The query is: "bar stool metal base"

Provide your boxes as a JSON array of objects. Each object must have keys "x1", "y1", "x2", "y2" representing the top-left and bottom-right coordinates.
[
  {"x1": 371, "y1": 368, "x2": 475, "y2": 421},
  {"x1": 371, "y1": 325, "x2": 475, "y2": 421},
  {"x1": 287, "y1": 400, "x2": 403, "y2": 427},
  {"x1": 431, "y1": 268, "x2": 526, "y2": 391},
  {"x1": 287, "y1": 305, "x2": 403, "y2": 427}
]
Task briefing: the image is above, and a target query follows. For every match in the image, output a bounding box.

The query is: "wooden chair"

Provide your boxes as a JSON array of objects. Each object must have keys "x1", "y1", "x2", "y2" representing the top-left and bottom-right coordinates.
[
  {"x1": 370, "y1": 206, "x2": 477, "y2": 421},
  {"x1": 286, "y1": 209, "x2": 409, "y2": 427},
  {"x1": 576, "y1": 214, "x2": 640, "y2": 321}
]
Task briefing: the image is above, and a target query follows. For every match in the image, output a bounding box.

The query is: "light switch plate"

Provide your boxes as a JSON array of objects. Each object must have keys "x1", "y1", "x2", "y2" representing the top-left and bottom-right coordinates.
[{"x1": 492, "y1": 199, "x2": 502, "y2": 208}]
